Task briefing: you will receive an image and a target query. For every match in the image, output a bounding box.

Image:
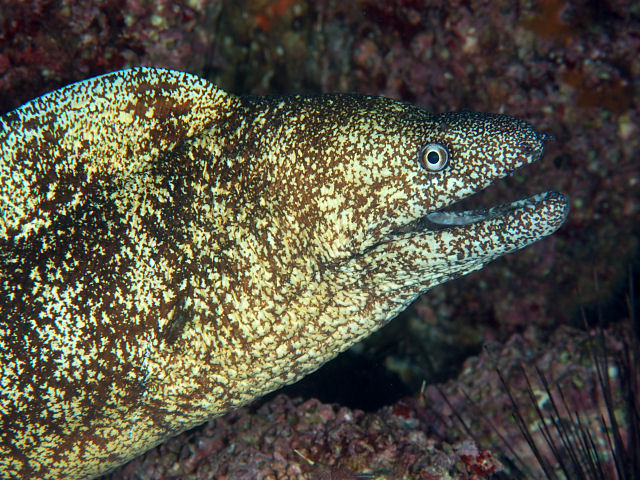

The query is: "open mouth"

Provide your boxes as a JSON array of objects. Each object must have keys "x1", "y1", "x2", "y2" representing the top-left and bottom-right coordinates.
[
  {"x1": 390, "y1": 190, "x2": 569, "y2": 234},
  {"x1": 423, "y1": 191, "x2": 562, "y2": 229}
]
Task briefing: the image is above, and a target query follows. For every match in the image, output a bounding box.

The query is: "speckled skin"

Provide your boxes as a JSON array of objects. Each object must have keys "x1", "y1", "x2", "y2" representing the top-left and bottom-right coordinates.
[{"x1": 0, "y1": 68, "x2": 568, "y2": 479}]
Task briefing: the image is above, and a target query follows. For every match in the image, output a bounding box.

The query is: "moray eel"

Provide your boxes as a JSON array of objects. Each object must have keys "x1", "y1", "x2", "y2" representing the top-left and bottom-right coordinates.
[{"x1": 0, "y1": 67, "x2": 568, "y2": 479}]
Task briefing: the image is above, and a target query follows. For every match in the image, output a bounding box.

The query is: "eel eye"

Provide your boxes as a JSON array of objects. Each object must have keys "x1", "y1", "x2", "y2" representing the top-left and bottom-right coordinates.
[{"x1": 418, "y1": 143, "x2": 449, "y2": 172}]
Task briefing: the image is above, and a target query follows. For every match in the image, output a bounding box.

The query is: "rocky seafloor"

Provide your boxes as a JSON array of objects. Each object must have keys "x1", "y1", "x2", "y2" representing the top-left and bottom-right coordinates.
[
  {"x1": 105, "y1": 320, "x2": 637, "y2": 479},
  {"x1": 2, "y1": 0, "x2": 639, "y2": 478}
]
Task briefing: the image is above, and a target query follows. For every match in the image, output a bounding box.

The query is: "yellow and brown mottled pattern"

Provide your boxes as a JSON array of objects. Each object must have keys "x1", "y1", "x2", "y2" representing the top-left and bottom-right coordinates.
[{"x1": 0, "y1": 67, "x2": 568, "y2": 479}]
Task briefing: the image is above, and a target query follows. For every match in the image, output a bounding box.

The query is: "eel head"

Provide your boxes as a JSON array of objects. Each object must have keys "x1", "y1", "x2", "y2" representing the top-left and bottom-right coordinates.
[{"x1": 248, "y1": 95, "x2": 570, "y2": 291}]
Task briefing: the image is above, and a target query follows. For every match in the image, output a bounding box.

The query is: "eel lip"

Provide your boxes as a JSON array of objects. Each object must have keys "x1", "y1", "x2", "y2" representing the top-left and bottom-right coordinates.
[{"x1": 397, "y1": 191, "x2": 569, "y2": 233}]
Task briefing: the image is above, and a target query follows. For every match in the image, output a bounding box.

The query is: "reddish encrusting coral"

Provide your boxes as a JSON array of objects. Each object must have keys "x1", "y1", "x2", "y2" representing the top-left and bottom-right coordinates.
[
  {"x1": 106, "y1": 394, "x2": 503, "y2": 479},
  {"x1": 0, "y1": 0, "x2": 220, "y2": 112}
]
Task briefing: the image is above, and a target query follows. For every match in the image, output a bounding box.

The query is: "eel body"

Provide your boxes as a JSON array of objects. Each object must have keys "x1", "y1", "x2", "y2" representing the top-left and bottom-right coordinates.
[{"x1": 0, "y1": 68, "x2": 568, "y2": 479}]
